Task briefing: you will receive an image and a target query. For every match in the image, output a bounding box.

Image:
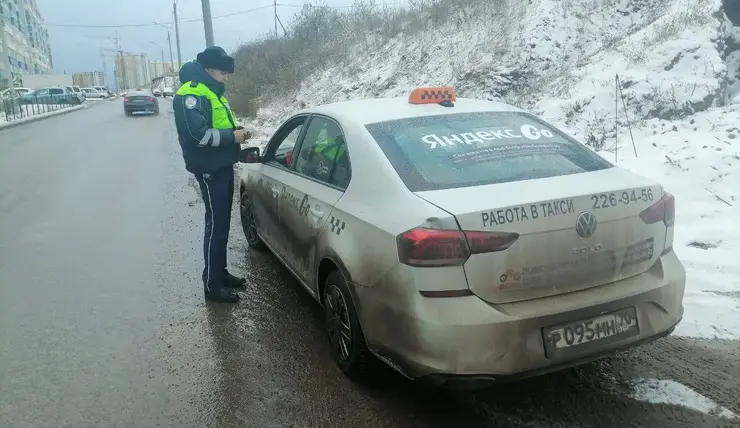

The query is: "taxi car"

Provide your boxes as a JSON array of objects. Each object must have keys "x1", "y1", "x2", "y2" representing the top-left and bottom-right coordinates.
[{"x1": 237, "y1": 87, "x2": 685, "y2": 388}]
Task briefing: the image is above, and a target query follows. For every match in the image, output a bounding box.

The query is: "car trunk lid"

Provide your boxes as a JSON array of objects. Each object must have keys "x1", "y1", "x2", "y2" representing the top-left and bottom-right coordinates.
[{"x1": 414, "y1": 168, "x2": 668, "y2": 304}]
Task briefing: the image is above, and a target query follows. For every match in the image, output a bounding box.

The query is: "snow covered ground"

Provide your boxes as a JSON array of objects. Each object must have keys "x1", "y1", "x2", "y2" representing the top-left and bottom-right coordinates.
[
  {"x1": 237, "y1": 0, "x2": 739, "y2": 341},
  {"x1": 630, "y1": 377, "x2": 738, "y2": 420}
]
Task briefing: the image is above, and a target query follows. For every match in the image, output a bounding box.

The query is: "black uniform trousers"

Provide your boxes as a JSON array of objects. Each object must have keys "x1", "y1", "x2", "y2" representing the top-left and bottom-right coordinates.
[{"x1": 194, "y1": 166, "x2": 234, "y2": 294}]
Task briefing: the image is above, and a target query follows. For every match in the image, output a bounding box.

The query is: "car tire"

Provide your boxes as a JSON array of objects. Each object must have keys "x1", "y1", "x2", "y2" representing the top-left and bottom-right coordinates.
[
  {"x1": 239, "y1": 192, "x2": 268, "y2": 252},
  {"x1": 323, "y1": 270, "x2": 374, "y2": 381}
]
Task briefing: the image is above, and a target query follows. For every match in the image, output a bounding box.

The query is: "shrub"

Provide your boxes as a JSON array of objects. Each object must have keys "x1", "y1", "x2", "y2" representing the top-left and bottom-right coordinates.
[{"x1": 228, "y1": 0, "x2": 506, "y2": 117}]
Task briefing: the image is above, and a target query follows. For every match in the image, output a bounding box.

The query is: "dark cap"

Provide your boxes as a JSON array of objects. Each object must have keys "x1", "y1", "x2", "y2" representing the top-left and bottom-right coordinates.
[{"x1": 196, "y1": 46, "x2": 235, "y2": 73}]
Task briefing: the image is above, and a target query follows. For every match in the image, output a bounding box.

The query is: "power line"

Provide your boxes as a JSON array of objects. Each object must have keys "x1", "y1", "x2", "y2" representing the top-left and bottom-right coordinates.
[
  {"x1": 43, "y1": 2, "x2": 409, "y2": 29},
  {"x1": 44, "y1": 4, "x2": 274, "y2": 28}
]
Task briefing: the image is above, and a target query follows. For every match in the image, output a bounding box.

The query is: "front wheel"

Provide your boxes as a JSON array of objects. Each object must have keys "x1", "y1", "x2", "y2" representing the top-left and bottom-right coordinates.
[
  {"x1": 239, "y1": 191, "x2": 267, "y2": 251},
  {"x1": 323, "y1": 271, "x2": 374, "y2": 381}
]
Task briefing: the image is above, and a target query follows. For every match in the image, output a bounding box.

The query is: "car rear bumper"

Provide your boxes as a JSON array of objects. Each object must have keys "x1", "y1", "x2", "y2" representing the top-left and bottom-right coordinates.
[
  {"x1": 354, "y1": 250, "x2": 685, "y2": 383},
  {"x1": 125, "y1": 104, "x2": 157, "y2": 112}
]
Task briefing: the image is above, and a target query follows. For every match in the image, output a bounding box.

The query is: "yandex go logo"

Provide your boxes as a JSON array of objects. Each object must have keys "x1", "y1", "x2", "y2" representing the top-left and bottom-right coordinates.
[{"x1": 421, "y1": 124, "x2": 555, "y2": 149}]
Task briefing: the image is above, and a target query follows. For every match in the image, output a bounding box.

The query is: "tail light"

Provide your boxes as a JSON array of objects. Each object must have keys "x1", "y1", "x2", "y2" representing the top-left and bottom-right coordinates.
[
  {"x1": 397, "y1": 228, "x2": 519, "y2": 267},
  {"x1": 123, "y1": 97, "x2": 129, "y2": 103},
  {"x1": 639, "y1": 192, "x2": 675, "y2": 226},
  {"x1": 148, "y1": 97, "x2": 155, "y2": 102}
]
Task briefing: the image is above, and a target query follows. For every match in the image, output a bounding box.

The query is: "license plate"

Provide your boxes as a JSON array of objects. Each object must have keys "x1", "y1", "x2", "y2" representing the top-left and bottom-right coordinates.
[{"x1": 543, "y1": 307, "x2": 639, "y2": 356}]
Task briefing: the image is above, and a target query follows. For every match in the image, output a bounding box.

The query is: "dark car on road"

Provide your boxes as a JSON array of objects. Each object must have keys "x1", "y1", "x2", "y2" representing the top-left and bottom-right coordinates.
[{"x1": 123, "y1": 90, "x2": 159, "y2": 116}]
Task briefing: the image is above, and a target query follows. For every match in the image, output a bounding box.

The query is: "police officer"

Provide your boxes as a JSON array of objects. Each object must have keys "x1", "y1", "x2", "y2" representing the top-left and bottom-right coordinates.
[{"x1": 173, "y1": 46, "x2": 248, "y2": 303}]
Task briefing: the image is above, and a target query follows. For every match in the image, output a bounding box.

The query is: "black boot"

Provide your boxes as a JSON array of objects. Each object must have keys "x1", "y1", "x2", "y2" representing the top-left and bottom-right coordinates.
[
  {"x1": 205, "y1": 288, "x2": 240, "y2": 303},
  {"x1": 224, "y1": 271, "x2": 247, "y2": 288}
]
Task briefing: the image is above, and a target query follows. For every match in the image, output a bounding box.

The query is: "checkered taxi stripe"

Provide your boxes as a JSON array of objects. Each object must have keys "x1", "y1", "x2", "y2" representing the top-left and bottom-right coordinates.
[
  {"x1": 330, "y1": 216, "x2": 346, "y2": 235},
  {"x1": 419, "y1": 89, "x2": 455, "y2": 100}
]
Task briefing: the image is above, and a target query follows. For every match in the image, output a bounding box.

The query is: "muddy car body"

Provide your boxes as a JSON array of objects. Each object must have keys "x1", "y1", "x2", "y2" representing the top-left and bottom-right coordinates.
[{"x1": 238, "y1": 87, "x2": 686, "y2": 389}]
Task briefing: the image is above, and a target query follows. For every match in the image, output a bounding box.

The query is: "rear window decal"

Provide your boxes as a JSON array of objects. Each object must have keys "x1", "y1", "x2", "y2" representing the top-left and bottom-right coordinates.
[{"x1": 422, "y1": 124, "x2": 555, "y2": 149}]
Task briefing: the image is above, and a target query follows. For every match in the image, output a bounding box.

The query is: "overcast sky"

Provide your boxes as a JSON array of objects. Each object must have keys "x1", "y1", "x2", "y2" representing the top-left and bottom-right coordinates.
[{"x1": 36, "y1": 0, "x2": 361, "y2": 81}]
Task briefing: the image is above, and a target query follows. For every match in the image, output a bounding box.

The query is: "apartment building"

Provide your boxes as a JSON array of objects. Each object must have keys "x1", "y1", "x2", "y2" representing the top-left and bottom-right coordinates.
[
  {"x1": 114, "y1": 54, "x2": 150, "y2": 90},
  {"x1": 0, "y1": 0, "x2": 53, "y2": 88},
  {"x1": 149, "y1": 61, "x2": 178, "y2": 79},
  {"x1": 73, "y1": 71, "x2": 105, "y2": 87}
]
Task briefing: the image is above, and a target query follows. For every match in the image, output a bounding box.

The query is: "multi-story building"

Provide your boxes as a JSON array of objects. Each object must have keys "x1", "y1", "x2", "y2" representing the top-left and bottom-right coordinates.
[
  {"x1": 72, "y1": 71, "x2": 105, "y2": 87},
  {"x1": 0, "y1": 0, "x2": 53, "y2": 88},
  {"x1": 149, "y1": 61, "x2": 178, "y2": 79},
  {"x1": 114, "y1": 54, "x2": 150, "y2": 90}
]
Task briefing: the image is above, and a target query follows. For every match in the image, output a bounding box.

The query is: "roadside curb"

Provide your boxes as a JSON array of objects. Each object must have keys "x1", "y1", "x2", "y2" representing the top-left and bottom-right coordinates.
[{"x1": 0, "y1": 104, "x2": 87, "y2": 131}]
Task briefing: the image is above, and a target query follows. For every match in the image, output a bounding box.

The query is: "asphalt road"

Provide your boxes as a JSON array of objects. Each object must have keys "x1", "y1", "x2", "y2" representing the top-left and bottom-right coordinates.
[{"x1": 0, "y1": 100, "x2": 738, "y2": 428}]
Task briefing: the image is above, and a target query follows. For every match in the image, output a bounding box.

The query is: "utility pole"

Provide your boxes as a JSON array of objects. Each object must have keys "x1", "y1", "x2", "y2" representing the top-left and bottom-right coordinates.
[
  {"x1": 166, "y1": 32, "x2": 174, "y2": 71},
  {"x1": 201, "y1": 0, "x2": 215, "y2": 47},
  {"x1": 149, "y1": 41, "x2": 166, "y2": 77},
  {"x1": 173, "y1": 1, "x2": 183, "y2": 70},
  {"x1": 114, "y1": 30, "x2": 127, "y2": 90},
  {"x1": 274, "y1": 0, "x2": 278, "y2": 38},
  {"x1": 100, "y1": 48, "x2": 107, "y2": 86}
]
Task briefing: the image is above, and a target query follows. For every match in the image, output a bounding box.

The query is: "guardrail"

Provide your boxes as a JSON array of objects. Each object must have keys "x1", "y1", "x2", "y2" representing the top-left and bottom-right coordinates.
[{"x1": 1, "y1": 95, "x2": 80, "y2": 123}]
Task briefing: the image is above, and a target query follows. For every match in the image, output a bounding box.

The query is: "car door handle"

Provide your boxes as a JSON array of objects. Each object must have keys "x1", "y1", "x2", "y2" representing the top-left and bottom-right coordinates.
[{"x1": 309, "y1": 207, "x2": 324, "y2": 219}]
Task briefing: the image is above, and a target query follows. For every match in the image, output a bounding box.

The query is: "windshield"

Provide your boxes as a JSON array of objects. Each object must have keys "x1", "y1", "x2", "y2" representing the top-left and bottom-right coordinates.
[{"x1": 365, "y1": 111, "x2": 613, "y2": 192}]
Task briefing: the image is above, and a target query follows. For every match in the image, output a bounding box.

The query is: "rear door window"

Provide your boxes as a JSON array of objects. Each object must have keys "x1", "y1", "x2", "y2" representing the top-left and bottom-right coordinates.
[
  {"x1": 365, "y1": 111, "x2": 612, "y2": 192},
  {"x1": 49, "y1": 88, "x2": 63, "y2": 95},
  {"x1": 294, "y1": 116, "x2": 351, "y2": 189}
]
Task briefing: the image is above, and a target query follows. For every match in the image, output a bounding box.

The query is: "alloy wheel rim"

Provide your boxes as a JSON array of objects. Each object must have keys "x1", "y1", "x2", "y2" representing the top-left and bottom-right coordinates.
[
  {"x1": 241, "y1": 197, "x2": 258, "y2": 243},
  {"x1": 326, "y1": 284, "x2": 352, "y2": 361}
]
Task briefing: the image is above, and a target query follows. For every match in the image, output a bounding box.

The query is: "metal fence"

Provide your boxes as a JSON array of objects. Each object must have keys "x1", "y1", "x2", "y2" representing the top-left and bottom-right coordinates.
[{"x1": 1, "y1": 95, "x2": 79, "y2": 123}]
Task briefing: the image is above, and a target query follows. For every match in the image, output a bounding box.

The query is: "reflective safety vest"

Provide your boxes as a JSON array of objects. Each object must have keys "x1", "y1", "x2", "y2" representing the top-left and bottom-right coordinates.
[
  {"x1": 314, "y1": 137, "x2": 346, "y2": 162},
  {"x1": 175, "y1": 81, "x2": 238, "y2": 130}
]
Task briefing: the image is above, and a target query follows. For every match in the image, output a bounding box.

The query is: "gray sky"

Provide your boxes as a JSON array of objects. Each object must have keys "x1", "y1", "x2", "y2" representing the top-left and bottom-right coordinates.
[{"x1": 37, "y1": 0, "x2": 359, "y2": 81}]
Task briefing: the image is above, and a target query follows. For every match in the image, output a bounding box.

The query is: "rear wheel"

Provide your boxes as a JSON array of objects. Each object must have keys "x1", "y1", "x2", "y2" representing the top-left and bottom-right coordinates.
[
  {"x1": 323, "y1": 270, "x2": 373, "y2": 381},
  {"x1": 239, "y1": 191, "x2": 267, "y2": 251}
]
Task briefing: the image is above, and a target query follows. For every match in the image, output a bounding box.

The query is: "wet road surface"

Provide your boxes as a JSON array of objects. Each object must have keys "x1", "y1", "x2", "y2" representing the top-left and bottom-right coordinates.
[{"x1": 0, "y1": 100, "x2": 738, "y2": 428}]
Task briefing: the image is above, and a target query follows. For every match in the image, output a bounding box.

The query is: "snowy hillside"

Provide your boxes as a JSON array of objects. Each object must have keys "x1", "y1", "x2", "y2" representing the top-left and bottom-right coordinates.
[{"x1": 237, "y1": 0, "x2": 740, "y2": 339}]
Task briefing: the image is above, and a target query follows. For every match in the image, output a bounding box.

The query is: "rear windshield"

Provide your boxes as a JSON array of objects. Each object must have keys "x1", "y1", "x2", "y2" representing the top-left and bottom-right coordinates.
[{"x1": 365, "y1": 111, "x2": 612, "y2": 192}]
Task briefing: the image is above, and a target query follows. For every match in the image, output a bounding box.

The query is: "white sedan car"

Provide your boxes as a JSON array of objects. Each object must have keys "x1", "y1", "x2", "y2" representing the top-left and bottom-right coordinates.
[
  {"x1": 81, "y1": 88, "x2": 109, "y2": 99},
  {"x1": 237, "y1": 87, "x2": 685, "y2": 388}
]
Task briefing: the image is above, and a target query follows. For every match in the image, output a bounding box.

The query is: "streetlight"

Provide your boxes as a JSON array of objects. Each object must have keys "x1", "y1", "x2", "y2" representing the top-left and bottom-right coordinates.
[
  {"x1": 153, "y1": 21, "x2": 175, "y2": 74},
  {"x1": 149, "y1": 41, "x2": 166, "y2": 78}
]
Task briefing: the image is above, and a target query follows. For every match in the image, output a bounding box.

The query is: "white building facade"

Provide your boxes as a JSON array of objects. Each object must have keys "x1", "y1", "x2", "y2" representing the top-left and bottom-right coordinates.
[
  {"x1": 73, "y1": 71, "x2": 105, "y2": 87},
  {"x1": 0, "y1": 0, "x2": 53, "y2": 88},
  {"x1": 114, "y1": 54, "x2": 150, "y2": 90},
  {"x1": 149, "y1": 61, "x2": 178, "y2": 78}
]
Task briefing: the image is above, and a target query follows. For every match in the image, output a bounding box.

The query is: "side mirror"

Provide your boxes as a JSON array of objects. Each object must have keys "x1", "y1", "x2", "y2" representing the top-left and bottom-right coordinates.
[{"x1": 239, "y1": 146, "x2": 261, "y2": 163}]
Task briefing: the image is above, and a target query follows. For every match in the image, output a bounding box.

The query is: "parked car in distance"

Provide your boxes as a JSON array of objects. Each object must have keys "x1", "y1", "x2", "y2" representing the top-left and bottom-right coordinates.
[
  {"x1": 123, "y1": 90, "x2": 159, "y2": 116},
  {"x1": 72, "y1": 85, "x2": 85, "y2": 101},
  {"x1": 21, "y1": 87, "x2": 80, "y2": 105},
  {"x1": 82, "y1": 88, "x2": 109, "y2": 99},
  {"x1": 152, "y1": 88, "x2": 162, "y2": 97},
  {"x1": 93, "y1": 86, "x2": 114, "y2": 97},
  {"x1": 162, "y1": 87, "x2": 174, "y2": 97},
  {"x1": 63, "y1": 85, "x2": 85, "y2": 103}
]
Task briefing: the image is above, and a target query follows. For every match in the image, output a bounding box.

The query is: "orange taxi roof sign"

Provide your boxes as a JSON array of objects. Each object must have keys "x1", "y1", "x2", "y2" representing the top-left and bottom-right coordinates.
[{"x1": 408, "y1": 86, "x2": 456, "y2": 105}]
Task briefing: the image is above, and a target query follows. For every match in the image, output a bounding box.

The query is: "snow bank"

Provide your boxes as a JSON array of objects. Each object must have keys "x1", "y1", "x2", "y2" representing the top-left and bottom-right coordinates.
[
  {"x1": 630, "y1": 378, "x2": 738, "y2": 419},
  {"x1": 238, "y1": 0, "x2": 740, "y2": 340}
]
